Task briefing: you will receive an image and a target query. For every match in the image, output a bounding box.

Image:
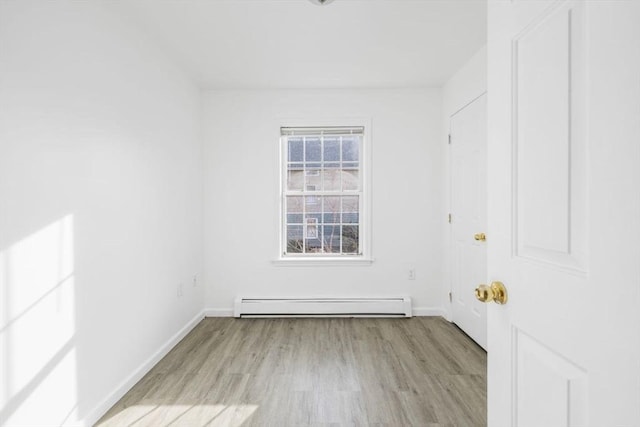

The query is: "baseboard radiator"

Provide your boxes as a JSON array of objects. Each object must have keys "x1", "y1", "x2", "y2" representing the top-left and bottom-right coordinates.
[{"x1": 233, "y1": 297, "x2": 412, "y2": 318}]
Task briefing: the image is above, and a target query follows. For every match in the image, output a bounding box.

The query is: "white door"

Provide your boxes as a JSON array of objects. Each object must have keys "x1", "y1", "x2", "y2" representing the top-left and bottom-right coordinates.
[
  {"x1": 450, "y1": 94, "x2": 488, "y2": 349},
  {"x1": 487, "y1": 1, "x2": 640, "y2": 426}
]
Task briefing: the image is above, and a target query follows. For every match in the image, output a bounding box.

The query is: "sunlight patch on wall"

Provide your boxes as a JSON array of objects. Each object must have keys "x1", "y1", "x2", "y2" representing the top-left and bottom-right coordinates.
[{"x1": 0, "y1": 214, "x2": 77, "y2": 426}]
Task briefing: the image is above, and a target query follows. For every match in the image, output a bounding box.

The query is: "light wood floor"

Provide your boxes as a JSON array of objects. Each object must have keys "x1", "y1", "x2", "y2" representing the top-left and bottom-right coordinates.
[{"x1": 96, "y1": 317, "x2": 486, "y2": 427}]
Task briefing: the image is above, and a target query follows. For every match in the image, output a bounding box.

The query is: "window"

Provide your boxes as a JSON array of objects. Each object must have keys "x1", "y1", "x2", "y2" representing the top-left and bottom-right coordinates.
[{"x1": 281, "y1": 126, "x2": 366, "y2": 258}]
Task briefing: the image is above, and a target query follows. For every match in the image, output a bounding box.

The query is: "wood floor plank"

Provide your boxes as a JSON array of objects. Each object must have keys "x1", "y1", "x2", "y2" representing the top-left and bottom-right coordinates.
[{"x1": 95, "y1": 317, "x2": 486, "y2": 427}]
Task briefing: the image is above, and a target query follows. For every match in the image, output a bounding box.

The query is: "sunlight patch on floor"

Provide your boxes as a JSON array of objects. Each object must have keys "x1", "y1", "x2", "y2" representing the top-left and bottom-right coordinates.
[{"x1": 101, "y1": 404, "x2": 259, "y2": 427}]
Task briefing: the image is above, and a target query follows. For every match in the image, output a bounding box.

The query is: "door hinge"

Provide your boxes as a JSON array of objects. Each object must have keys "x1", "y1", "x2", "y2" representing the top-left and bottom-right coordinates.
[
  {"x1": 448, "y1": 213, "x2": 452, "y2": 223},
  {"x1": 449, "y1": 292, "x2": 452, "y2": 302},
  {"x1": 448, "y1": 134, "x2": 451, "y2": 144}
]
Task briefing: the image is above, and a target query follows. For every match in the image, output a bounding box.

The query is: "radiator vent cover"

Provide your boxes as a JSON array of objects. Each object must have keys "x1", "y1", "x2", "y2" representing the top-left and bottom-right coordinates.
[{"x1": 233, "y1": 297, "x2": 412, "y2": 318}]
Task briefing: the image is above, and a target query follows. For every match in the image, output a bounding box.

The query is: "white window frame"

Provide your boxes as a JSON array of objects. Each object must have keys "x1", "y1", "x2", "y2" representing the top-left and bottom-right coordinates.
[{"x1": 275, "y1": 120, "x2": 373, "y2": 266}]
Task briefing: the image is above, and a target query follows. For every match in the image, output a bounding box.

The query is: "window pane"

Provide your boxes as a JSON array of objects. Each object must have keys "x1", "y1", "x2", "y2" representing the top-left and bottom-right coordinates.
[
  {"x1": 342, "y1": 137, "x2": 359, "y2": 161},
  {"x1": 342, "y1": 169, "x2": 359, "y2": 191},
  {"x1": 305, "y1": 195, "x2": 319, "y2": 209},
  {"x1": 305, "y1": 169, "x2": 322, "y2": 191},
  {"x1": 287, "y1": 214, "x2": 303, "y2": 224},
  {"x1": 287, "y1": 196, "x2": 303, "y2": 214},
  {"x1": 305, "y1": 218, "x2": 318, "y2": 239},
  {"x1": 323, "y1": 168, "x2": 341, "y2": 191},
  {"x1": 305, "y1": 212, "x2": 322, "y2": 224},
  {"x1": 287, "y1": 225, "x2": 303, "y2": 253},
  {"x1": 342, "y1": 225, "x2": 359, "y2": 254},
  {"x1": 288, "y1": 138, "x2": 303, "y2": 162},
  {"x1": 305, "y1": 137, "x2": 321, "y2": 162},
  {"x1": 342, "y1": 212, "x2": 359, "y2": 224},
  {"x1": 287, "y1": 170, "x2": 303, "y2": 191},
  {"x1": 342, "y1": 196, "x2": 359, "y2": 223},
  {"x1": 323, "y1": 196, "x2": 341, "y2": 223},
  {"x1": 305, "y1": 236, "x2": 322, "y2": 253},
  {"x1": 322, "y1": 225, "x2": 341, "y2": 253},
  {"x1": 323, "y1": 137, "x2": 340, "y2": 161}
]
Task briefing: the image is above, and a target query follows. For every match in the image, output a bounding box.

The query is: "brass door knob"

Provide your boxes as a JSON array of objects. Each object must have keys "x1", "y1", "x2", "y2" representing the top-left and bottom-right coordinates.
[
  {"x1": 474, "y1": 233, "x2": 486, "y2": 241},
  {"x1": 475, "y1": 281, "x2": 508, "y2": 305}
]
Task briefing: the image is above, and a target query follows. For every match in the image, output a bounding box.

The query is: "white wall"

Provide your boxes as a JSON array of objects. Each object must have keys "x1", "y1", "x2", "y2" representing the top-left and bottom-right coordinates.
[
  {"x1": 443, "y1": 46, "x2": 487, "y2": 120},
  {"x1": 441, "y1": 46, "x2": 487, "y2": 319},
  {"x1": 0, "y1": 2, "x2": 203, "y2": 425},
  {"x1": 203, "y1": 89, "x2": 443, "y2": 314}
]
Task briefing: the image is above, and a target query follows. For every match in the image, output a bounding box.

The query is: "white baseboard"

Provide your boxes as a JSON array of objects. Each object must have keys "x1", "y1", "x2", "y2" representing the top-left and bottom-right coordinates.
[
  {"x1": 205, "y1": 306, "x2": 445, "y2": 318},
  {"x1": 82, "y1": 310, "x2": 205, "y2": 427},
  {"x1": 412, "y1": 307, "x2": 447, "y2": 317},
  {"x1": 204, "y1": 308, "x2": 234, "y2": 317}
]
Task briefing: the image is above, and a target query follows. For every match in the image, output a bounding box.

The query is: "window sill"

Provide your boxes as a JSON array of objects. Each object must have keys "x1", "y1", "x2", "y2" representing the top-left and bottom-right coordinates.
[{"x1": 271, "y1": 257, "x2": 374, "y2": 267}]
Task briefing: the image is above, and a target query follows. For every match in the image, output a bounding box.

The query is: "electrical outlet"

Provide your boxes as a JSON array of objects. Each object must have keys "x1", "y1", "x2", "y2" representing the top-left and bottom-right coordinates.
[{"x1": 408, "y1": 268, "x2": 416, "y2": 280}]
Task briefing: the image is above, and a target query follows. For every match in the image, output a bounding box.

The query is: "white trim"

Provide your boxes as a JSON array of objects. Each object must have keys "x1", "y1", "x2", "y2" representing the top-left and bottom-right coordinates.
[
  {"x1": 412, "y1": 307, "x2": 448, "y2": 317},
  {"x1": 442, "y1": 305, "x2": 453, "y2": 322},
  {"x1": 234, "y1": 297, "x2": 412, "y2": 318},
  {"x1": 204, "y1": 308, "x2": 235, "y2": 317},
  {"x1": 278, "y1": 117, "x2": 373, "y2": 261},
  {"x1": 206, "y1": 305, "x2": 446, "y2": 318},
  {"x1": 82, "y1": 310, "x2": 205, "y2": 427},
  {"x1": 271, "y1": 257, "x2": 374, "y2": 267},
  {"x1": 281, "y1": 126, "x2": 365, "y2": 136}
]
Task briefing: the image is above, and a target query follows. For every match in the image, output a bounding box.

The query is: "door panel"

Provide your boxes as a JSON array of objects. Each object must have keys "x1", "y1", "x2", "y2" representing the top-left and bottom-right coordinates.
[
  {"x1": 514, "y1": 328, "x2": 588, "y2": 427},
  {"x1": 514, "y1": 1, "x2": 587, "y2": 271},
  {"x1": 516, "y1": 3, "x2": 570, "y2": 254},
  {"x1": 488, "y1": 1, "x2": 589, "y2": 423},
  {"x1": 450, "y1": 94, "x2": 487, "y2": 349},
  {"x1": 488, "y1": 0, "x2": 640, "y2": 426}
]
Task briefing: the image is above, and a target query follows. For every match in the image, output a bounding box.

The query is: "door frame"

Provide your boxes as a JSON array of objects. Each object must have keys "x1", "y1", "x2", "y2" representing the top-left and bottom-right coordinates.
[{"x1": 447, "y1": 92, "x2": 488, "y2": 348}]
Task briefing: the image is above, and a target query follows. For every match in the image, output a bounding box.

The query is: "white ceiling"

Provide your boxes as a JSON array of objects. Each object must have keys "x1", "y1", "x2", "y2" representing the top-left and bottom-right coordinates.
[{"x1": 113, "y1": 0, "x2": 486, "y2": 89}]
